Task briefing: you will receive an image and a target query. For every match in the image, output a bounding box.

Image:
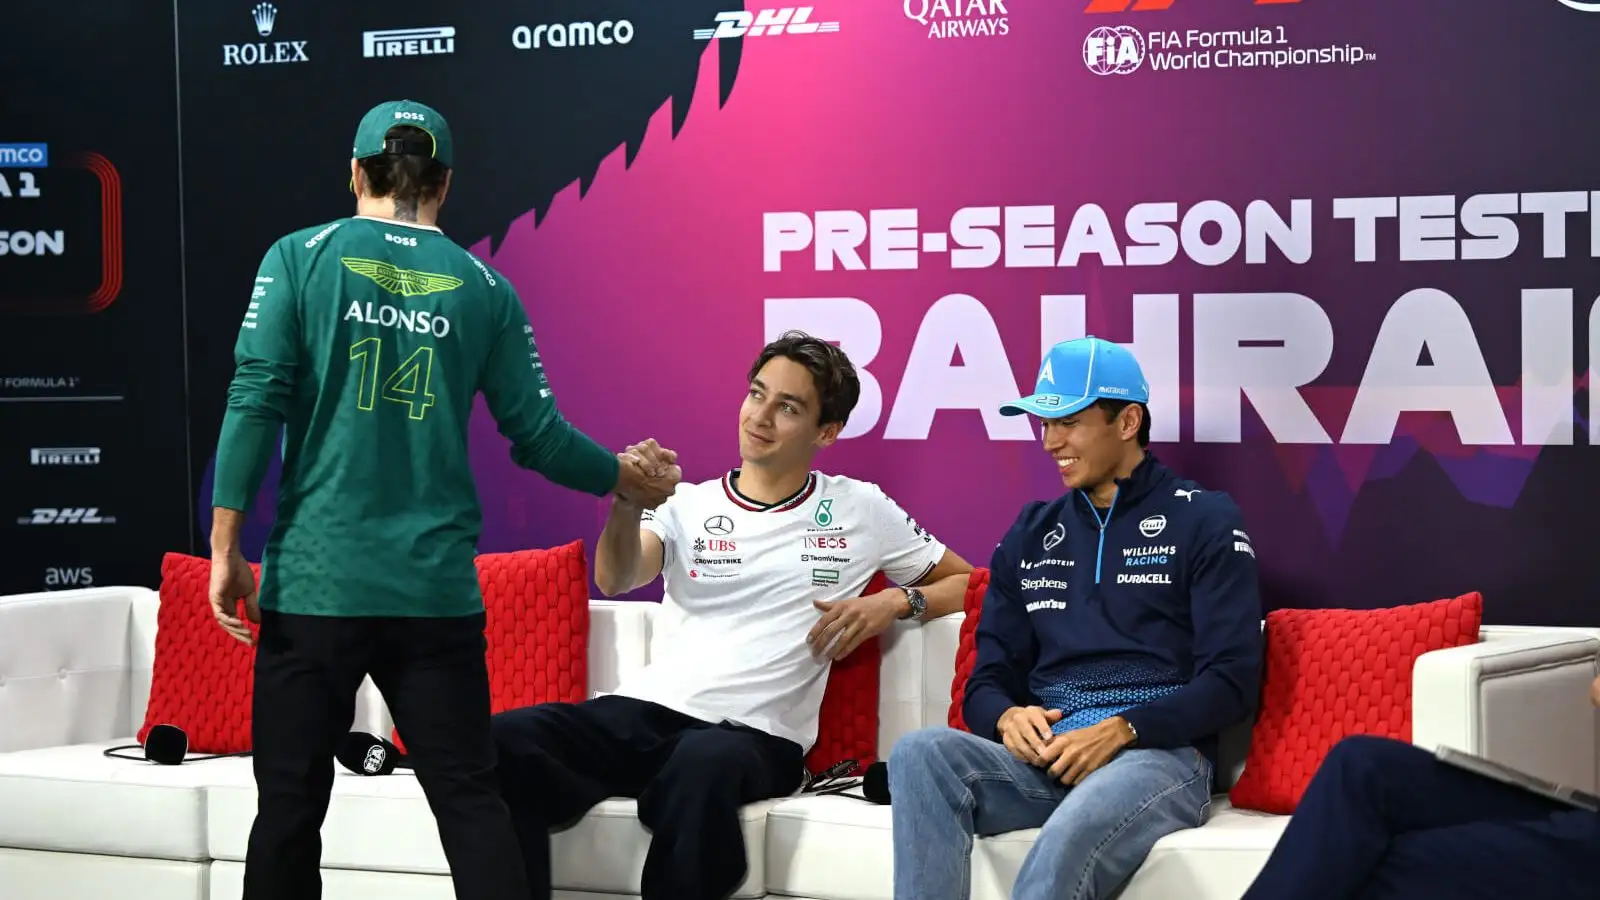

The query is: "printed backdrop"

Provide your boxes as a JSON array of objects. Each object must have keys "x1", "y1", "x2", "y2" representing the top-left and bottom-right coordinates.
[{"x1": 6, "y1": 1, "x2": 1600, "y2": 626}]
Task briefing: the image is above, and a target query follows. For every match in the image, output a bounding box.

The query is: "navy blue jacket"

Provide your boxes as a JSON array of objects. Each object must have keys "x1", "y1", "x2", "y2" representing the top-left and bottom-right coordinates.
[{"x1": 963, "y1": 454, "x2": 1264, "y2": 765}]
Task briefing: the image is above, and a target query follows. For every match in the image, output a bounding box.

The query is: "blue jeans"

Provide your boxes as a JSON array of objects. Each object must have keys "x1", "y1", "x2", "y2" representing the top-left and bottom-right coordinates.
[{"x1": 889, "y1": 726, "x2": 1213, "y2": 900}]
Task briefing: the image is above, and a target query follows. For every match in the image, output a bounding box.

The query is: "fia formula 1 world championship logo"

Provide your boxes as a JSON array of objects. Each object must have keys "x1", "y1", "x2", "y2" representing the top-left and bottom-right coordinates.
[{"x1": 1084, "y1": 25, "x2": 1144, "y2": 75}]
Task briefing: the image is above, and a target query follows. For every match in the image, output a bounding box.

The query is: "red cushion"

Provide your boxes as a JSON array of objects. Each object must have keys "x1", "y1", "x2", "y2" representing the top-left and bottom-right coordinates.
[
  {"x1": 140, "y1": 552, "x2": 261, "y2": 754},
  {"x1": 947, "y1": 568, "x2": 991, "y2": 731},
  {"x1": 804, "y1": 572, "x2": 890, "y2": 777},
  {"x1": 395, "y1": 542, "x2": 590, "y2": 752},
  {"x1": 1228, "y1": 592, "x2": 1484, "y2": 814}
]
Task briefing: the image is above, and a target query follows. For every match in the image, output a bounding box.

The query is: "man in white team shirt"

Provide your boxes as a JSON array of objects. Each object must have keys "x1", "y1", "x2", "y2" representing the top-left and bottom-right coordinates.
[{"x1": 491, "y1": 331, "x2": 973, "y2": 900}]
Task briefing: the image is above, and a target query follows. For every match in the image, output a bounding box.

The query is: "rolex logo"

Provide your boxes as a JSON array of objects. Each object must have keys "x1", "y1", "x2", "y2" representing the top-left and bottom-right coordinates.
[{"x1": 252, "y1": 2, "x2": 277, "y2": 36}]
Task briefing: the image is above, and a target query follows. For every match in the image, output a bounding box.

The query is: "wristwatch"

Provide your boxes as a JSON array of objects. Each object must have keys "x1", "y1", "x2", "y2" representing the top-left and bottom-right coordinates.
[{"x1": 899, "y1": 586, "x2": 928, "y2": 621}]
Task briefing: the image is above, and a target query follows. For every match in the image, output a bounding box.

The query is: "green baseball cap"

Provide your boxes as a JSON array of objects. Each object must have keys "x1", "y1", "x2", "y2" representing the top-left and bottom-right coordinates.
[{"x1": 351, "y1": 99, "x2": 453, "y2": 168}]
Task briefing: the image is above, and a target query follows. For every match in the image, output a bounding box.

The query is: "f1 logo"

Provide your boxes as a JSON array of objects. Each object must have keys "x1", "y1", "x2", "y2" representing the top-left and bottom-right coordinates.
[{"x1": 1085, "y1": 0, "x2": 1300, "y2": 10}]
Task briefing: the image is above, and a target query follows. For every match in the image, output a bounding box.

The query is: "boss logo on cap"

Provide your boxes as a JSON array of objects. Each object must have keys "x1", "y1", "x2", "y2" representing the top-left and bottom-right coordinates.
[{"x1": 394, "y1": 110, "x2": 426, "y2": 121}]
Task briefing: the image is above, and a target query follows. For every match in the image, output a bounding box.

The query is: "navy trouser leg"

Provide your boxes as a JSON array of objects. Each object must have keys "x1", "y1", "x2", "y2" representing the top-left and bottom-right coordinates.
[
  {"x1": 1353, "y1": 806, "x2": 1598, "y2": 900},
  {"x1": 1241, "y1": 735, "x2": 1591, "y2": 900}
]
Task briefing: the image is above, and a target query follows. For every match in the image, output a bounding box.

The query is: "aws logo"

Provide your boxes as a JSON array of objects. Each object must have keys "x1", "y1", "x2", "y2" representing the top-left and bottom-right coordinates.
[{"x1": 1085, "y1": 0, "x2": 1300, "y2": 10}]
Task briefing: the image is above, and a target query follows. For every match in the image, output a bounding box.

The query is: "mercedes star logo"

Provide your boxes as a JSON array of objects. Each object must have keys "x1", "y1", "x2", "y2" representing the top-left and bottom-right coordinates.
[{"x1": 704, "y1": 515, "x2": 734, "y2": 535}]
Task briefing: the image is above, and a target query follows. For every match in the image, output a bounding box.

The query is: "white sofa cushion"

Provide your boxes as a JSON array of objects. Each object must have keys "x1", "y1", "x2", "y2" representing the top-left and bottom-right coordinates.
[
  {"x1": 0, "y1": 742, "x2": 255, "y2": 861},
  {"x1": 976, "y1": 798, "x2": 1287, "y2": 900},
  {"x1": 207, "y1": 772, "x2": 776, "y2": 897},
  {"x1": 763, "y1": 793, "x2": 1290, "y2": 900}
]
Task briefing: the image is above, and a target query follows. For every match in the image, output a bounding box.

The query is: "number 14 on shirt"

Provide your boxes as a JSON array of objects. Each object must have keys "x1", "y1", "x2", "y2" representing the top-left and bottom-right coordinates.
[{"x1": 348, "y1": 336, "x2": 437, "y2": 421}]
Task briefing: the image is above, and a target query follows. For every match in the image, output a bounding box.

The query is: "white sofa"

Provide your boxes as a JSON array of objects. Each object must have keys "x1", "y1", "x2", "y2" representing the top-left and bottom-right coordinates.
[{"x1": 1, "y1": 585, "x2": 1596, "y2": 900}]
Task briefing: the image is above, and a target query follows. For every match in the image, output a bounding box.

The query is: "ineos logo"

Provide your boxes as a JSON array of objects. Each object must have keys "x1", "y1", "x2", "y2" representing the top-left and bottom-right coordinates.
[{"x1": 704, "y1": 516, "x2": 734, "y2": 535}]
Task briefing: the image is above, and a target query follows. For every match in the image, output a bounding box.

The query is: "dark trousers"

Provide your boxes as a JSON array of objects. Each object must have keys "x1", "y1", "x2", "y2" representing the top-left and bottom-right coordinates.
[
  {"x1": 491, "y1": 694, "x2": 805, "y2": 900},
  {"x1": 1242, "y1": 735, "x2": 1600, "y2": 900},
  {"x1": 243, "y1": 609, "x2": 528, "y2": 900}
]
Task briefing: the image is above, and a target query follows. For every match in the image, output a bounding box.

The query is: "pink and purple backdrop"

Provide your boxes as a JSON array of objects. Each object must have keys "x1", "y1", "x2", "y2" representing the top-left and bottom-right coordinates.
[{"x1": 187, "y1": 0, "x2": 1600, "y2": 624}]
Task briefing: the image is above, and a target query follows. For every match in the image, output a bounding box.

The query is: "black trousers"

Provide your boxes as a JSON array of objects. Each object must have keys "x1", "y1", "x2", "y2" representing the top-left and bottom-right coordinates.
[
  {"x1": 1241, "y1": 735, "x2": 1599, "y2": 900},
  {"x1": 244, "y1": 609, "x2": 527, "y2": 900},
  {"x1": 492, "y1": 694, "x2": 805, "y2": 900}
]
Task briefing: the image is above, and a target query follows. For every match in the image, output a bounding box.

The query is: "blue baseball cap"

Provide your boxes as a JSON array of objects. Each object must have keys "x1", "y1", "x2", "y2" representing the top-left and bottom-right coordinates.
[{"x1": 999, "y1": 337, "x2": 1150, "y2": 418}]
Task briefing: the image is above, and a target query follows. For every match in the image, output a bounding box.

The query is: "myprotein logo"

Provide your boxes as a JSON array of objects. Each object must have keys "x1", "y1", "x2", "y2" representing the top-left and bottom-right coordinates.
[
  {"x1": 223, "y1": 3, "x2": 309, "y2": 66},
  {"x1": 1084, "y1": 0, "x2": 1300, "y2": 11},
  {"x1": 364, "y1": 27, "x2": 455, "y2": 58},
  {"x1": 45, "y1": 567, "x2": 94, "y2": 588},
  {"x1": 30, "y1": 446, "x2": 100, "y2": 466},
  {"x1": 17, "y1": 507, "x2": 116, "y2": 525},
  {"x1": 512, "y1": 20, "x2": 634, "y2": 50},
  {"x1": 694, "y1": 7, "x2": 840, "y2": 40}
]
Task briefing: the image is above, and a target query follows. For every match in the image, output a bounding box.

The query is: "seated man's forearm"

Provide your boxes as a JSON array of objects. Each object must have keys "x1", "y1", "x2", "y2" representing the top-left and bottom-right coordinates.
[
  {"x1": 595, "y1": 502, "x2": 645, "y2": 596},
  {"x1": 915, "y1": 571, "x2": 970, "y2": 620}
]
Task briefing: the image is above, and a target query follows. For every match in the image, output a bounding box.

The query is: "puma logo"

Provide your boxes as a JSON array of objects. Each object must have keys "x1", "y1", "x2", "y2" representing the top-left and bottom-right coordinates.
[{"x1": 1174, "y1": 489, "x2": 1201, "y2": 502}]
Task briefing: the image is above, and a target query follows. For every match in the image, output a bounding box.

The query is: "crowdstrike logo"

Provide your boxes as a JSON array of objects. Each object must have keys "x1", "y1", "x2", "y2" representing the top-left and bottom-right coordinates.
[
  {"x1": 364, "y1": 27, "x2": 455, "y2": 58},
  {"x1": 512, "y1": 20, "x2": 634, "y2": 49},
  {"x1": 223, "y1": 3, "x2": 309, "y2": 66}
]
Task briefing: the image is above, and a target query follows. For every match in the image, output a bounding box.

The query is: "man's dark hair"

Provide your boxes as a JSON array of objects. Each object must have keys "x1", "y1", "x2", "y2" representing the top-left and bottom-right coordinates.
[
  {"x1": 356, "y1": 125, "x2": 450, "y2": 222},
  {"x1": 747, "y1": 330, "x2": 861, "y2": 428},
  {"x1": 1097, "y1": 399, "x2": 1152, "y2": 447}
]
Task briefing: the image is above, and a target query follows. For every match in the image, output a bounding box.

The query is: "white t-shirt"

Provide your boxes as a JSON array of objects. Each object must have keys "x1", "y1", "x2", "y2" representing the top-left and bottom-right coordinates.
[{"x1": 610, "y1": 469, "x2": 947, "y2": 752}]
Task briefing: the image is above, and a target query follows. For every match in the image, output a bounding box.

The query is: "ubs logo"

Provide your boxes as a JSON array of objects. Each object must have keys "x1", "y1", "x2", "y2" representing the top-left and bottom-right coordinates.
[{"x1": 704, "y1": 515, "x2": 733, "y2": 535}]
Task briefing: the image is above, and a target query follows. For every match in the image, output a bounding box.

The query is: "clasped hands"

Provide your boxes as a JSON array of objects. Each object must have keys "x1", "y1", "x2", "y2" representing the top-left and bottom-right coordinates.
[
  {"x1": 997, "y1": 705, "x2": 1136, "y2": 786},
  {"x1": 615, "y1": 438, "x2": 681, "y2": 510}
]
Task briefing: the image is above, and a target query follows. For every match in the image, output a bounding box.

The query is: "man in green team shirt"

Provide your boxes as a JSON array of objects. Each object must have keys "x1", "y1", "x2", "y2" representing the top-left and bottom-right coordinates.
[{"x1": 205, "y1": 99, "x2": 678, "y2": 900}]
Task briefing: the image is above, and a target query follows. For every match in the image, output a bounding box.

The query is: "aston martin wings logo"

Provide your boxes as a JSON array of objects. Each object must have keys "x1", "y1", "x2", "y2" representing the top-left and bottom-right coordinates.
[{"x1": 340, "y1": 257, "x2": 464, "y2": 297}]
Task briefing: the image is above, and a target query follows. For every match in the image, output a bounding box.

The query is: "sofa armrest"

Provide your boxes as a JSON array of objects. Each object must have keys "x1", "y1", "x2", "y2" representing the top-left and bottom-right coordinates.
[
  {"x1": 1412, "y1": 632, "x2": 1600, "y2": 792},
  {"x1": 0, "y1": 587, "x2": 149, "y2": 751},
  {"x1": 589, "y1": 599, "x2": 655, "y2": 695}
]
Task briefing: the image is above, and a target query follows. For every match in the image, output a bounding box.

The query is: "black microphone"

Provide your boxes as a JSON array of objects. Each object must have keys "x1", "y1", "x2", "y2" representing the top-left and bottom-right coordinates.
[
  {"x1": 102, "y1": 723, "x2": 253, "y2": 765},
  {"x1": 336, "y1": 731, "x2": 410, "y2": 776},
  {"x1": 863, "y1": 761, "x2": 890, "y2": 804}
]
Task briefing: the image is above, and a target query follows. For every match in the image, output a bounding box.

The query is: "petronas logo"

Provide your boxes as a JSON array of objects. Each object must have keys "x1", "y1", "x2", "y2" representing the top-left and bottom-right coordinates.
[
  {"x1": 814, "y1": 498, "x2": 834, "y2": 527},
  {"x1": 341, "y1": 257, "x2": 464, "y2": 297}
]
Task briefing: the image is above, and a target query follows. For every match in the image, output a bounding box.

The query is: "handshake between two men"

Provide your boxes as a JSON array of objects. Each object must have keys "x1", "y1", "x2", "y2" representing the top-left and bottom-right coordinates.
[{"x1": 613, "y1": 438, "x2": 681, "y2": 510}]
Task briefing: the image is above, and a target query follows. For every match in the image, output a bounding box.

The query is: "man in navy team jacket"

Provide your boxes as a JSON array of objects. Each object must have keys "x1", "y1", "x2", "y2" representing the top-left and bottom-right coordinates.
[{"x1": 888, "y1": 336, "x2": 1265, "y2": 900}]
